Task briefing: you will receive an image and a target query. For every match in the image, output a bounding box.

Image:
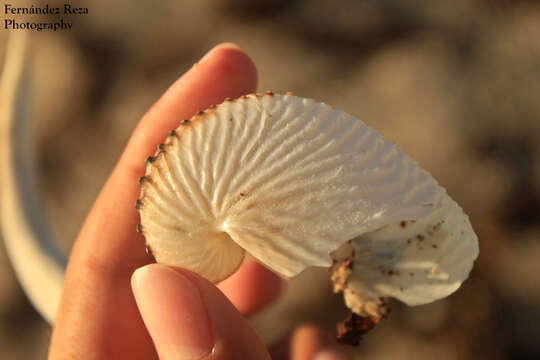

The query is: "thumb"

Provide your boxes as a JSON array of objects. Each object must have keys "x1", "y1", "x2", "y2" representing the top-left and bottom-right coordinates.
[{"x1": 131, "y1": 264, "x2": 270, "y2": 360}]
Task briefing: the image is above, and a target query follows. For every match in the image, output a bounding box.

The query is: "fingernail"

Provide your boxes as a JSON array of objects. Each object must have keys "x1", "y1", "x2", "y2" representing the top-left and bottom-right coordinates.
[
  {"x1": 314, "y1": 348, "x2": 349, "y2": 360},
  {"x1": 132, "y1": 264, "x2": 214, "y2": 360},
  {"x1": 200, "y1": 42, "x2": 242, "y2": 64}
]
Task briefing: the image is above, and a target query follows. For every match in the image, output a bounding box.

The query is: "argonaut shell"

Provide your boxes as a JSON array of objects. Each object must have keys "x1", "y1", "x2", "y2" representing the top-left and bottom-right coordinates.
[
  {"x1": 330, "y1": 193, "x2": 478, "y2": 320},
  {"x1": 137, "y1": 93, "x2": 479, "y2": 314}
]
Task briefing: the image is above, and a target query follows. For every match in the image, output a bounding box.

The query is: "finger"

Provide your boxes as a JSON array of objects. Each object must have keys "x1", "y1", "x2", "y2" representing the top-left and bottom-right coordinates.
[
  {"x1": 270, "y1": 325, "x2": 348, "y2": 360},
  {"x1": 50, "y1": 44, "x2": 257, "y2": 360},
  {"x1": 131, "y1": 264, "x2": 270, "y2": 360},
  {"x1": 290, "y1": 325, "x2": 348, "y2": 360},
  {"x1": 313, "y1": 349, "x2": 349, "y2": 360},
  {"x1": 218, "y1": 257, "x2": 283, "y2": 315},
  {"x1": 291, "y1": 325, "x2": 329, "y2": 360}
]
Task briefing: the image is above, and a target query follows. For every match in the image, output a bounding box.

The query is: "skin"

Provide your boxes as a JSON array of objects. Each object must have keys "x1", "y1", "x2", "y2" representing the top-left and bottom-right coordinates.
[{"x1": 48, "y1": 43, "x2": 348, "y2": 360}]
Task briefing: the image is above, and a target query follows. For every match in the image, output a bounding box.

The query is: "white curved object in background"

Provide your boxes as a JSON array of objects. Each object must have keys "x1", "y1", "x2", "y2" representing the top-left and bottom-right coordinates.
[{"x1": 0, "y1": 32, "x2": 66, "y2": 324}]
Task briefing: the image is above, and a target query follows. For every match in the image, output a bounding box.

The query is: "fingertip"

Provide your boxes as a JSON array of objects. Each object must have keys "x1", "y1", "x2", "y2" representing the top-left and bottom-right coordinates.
[
  {"x1": 199, "y1": 42, "x2": 258, "y2": 98},
  {"x1": 292, "y1": 323, "x2": 328, "y2": 346},
  {"x1": 169, "y1": 267, "x2": 271, "y2": 360},
  {"x1": 131, "y1": 264, "x2": 214, "y2": 359},
  {"x1": 314, "y1": 349, "x2": 349, "y2": 360},
  {"x1": 270, "y1": 324, "x2": 348, "y2": 360},
  {"x1": 290, "y1": 324, "x2": 329, "y2": 360},
  {"x1": 200, "y1": 42, "x2": 242, "y2": 62}
]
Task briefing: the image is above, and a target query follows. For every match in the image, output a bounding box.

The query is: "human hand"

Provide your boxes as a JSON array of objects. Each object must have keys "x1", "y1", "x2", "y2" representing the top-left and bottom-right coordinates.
[{"x1": 48, "y1": 43, "x2": 347, "y2": 359}]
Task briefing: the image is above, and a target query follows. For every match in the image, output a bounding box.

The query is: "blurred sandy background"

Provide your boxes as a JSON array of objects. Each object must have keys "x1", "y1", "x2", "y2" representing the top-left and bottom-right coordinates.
[{"x1": 1, "y1": 0, "x2": 540, "y2": 358}]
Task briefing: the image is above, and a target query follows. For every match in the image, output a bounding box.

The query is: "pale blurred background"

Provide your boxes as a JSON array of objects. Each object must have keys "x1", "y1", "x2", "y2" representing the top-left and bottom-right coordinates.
[{"x1": 1, "y1": 0, "x2": 540, "y2": 358}]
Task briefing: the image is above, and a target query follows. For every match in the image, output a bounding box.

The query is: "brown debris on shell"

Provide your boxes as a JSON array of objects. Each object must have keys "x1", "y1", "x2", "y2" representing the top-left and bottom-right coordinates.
[
  {"x1": 337, "y1": 313, "x2": 382, "y2": 346},
  {"x1": 331, "y1": 258, "x2": 353, "y2": 293},
  {"x1": 330, "y1": 240, "x2": 390, "y2": 345}
]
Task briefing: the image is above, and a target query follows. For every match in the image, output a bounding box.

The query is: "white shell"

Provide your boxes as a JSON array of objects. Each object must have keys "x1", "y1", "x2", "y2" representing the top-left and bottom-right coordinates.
[
  {"x1": 138, "y1": 93, "x2": 478, "y2": 301},
  {"x1": 331, "y1": 193, "x2": 479, "y2": 318}
]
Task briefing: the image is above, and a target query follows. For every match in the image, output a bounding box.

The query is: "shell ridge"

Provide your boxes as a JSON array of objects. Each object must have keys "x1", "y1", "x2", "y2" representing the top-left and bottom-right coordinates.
[
  {"x1": 211, "y1": 102, "x2": 234, "y2": 211},
  {"x1": 201, "y1": 110, "x2": 219, "y2": 208},
  {"x1": 140, "y1": 195, "x2": 193, "y2": 226},
  {"x1": 238, "y1": 96, "x2": 273, "y2": 166},
  {"x1": 259, "y1": 102, "x2": 336, "y2": 170},
  {"x1": 139, "y1": 175, "x2": 197, "y2": 221},
  {"x1": 251, "y1": 100, "x2": 327, "y2": 173},
  {"x1": 292, "y1": 112, "x2": 364, "y2": 169},
  {"x1": 238, "y1": 157, "x2": 350, "y2": 204},
  {"x1": 158, "y1": 150, "x2": 201, "y2": 215},
  {"x1": 215, "y1": 99, "x2": 259, "y2": 214},
  {"x1": 167, "y1": 139, "x2": 214, "y2": 219},
  {"x1": 223, "y1": 96, "x2": 288, "y2": 200},
  {"x1": 354, "y1": 152, "x2": 415, "y2": 202},
  {"x1": 186, "y1": 119, "x2": 216, "y2": 218},
  {"x1": 230, "y1": 95, "x2": 308, "y2": 184},
  {"x1": 229, "y1": 100, "x2": 329, "y2": 199},
  {"x1": 399, "y1": 168, "x2": 442, "y2": 207},
  {"x1": 218, "y1": 96, "x2": 300, "y2": 212},
  {"x1": 185, "y1": 119, "x2": 202, "y2": 188},
  {"x1": 150, "y1": 153, "x2": 200, "y2": 218},
  {"x1": 211, "y1": 100, "x2": 248, "y2": 212}
]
